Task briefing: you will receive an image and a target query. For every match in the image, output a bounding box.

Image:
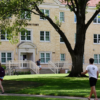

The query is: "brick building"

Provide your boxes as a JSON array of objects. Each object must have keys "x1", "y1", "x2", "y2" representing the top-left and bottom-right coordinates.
[{"x1": 0, "y1": 0, "x2": 100, "y2": 72}]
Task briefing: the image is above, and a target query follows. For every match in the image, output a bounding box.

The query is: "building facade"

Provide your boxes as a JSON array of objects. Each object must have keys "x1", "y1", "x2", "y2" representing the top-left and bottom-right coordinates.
[{"x1": 0, "y1": 0, "x2": 100, "y2": 70}]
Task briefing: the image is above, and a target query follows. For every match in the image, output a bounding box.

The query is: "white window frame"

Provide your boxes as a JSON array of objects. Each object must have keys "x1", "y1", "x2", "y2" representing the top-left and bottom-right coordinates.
[
  {"x1": 20, "y1": 29, "x2": 33, "y2": 42},
  {"x1": 93, "y1": 34, "x2": 100, "y2": 44},
  {"x1": 93, "y1": 14, "x2": 100, "y2": 24},
  {"x1": 40, "y1": 52, "x2": 52, "y2": 64},
  {"x1": 94, "y1": 54, "x2": 100, "y2": 64},
  {"x1": 40, "y1": 9, "x2": 50, "y2": 20},
  {"x1": 1, "y1": 30, "x2": 9, "y2": 41},
  {"x1": 59, "y1": 12, "x2": 65, "y2": 22},
  {"x1": 40, "y1": 31, "x2": 50, "y2": 42},
  {"x1": 60, "y1": 36, "x2": 64, "y2": 43},
  {"x1": 1, "y1": 52, "x2": 13, "y2": 64},
  {"x1": 60, "y1": 54, "x2": 65, "y2": 61}
]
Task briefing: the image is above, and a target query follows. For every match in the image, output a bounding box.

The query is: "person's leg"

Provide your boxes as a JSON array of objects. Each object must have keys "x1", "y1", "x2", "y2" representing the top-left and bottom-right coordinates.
[
  {"x1": 92, "y1": 86, "x2": 98, "y2": 100},
  {"x1": 88, "y1": 87, "x2": 93, "y2": 99},
  {"x1": 0, "y1": 80, "x2": 4, "y2": 93}
]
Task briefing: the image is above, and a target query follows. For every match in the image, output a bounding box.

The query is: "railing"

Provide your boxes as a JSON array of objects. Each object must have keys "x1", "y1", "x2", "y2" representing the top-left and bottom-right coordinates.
[
  {"x1": 48, "y1": 61, "x2": 71, "y2": 74},
  {"x1": 48, "y1": 61, "x2": 58, "y2": 74},
  {"x1": 6, "y1": 60, "x2": 39, "y2": 75}
]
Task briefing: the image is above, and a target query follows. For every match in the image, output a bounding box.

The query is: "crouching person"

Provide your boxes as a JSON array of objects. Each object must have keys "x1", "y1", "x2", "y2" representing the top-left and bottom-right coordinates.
[{"x1": 0, "y1": 63, "x2": 5, "y2": 94}]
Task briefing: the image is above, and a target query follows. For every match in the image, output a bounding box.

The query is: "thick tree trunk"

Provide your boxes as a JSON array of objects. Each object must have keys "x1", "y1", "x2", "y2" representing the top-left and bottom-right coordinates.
[{"x1": 68, "y1": 55, "x2": 84, "y2": 77}]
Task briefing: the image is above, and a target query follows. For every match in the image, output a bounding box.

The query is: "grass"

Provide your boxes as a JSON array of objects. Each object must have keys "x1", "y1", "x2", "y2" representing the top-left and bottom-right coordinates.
[
  {"x1": 2, "y1": 74, "x2": 100, "y2": 98},
  {"x1": 0, "y1": 96, "x2": 81, "y2": 100}
]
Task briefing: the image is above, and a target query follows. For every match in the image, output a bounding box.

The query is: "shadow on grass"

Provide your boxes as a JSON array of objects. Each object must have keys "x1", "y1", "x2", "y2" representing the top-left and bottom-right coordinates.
[{"x1": 3, "y1": 80, "x2": 44, "y2": 93}]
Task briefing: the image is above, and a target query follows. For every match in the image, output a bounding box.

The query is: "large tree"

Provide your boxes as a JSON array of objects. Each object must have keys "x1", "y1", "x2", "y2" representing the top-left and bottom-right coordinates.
[{"x1": 0, "y1": 0, "x2": 100, "y2": 76}]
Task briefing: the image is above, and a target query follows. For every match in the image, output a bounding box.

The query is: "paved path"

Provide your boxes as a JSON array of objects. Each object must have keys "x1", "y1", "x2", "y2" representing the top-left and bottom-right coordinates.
[{"x1": 0, "y1": 93, "x2": 100, "y2": 100}]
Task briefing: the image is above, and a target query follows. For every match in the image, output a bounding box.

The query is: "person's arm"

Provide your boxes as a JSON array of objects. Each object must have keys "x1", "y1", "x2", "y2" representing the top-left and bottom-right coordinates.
[{"x1": 81, "y1": 70, "x2": 88, "y2": 75}]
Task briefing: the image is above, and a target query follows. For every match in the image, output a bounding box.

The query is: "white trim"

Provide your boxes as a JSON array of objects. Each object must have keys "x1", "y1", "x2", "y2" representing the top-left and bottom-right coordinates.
[
  {"x1": 20, "y1": 28, "x2": 33, "y2": 43},
  {"x1": 39, "y1": 51, "x2": 52, "y2": 64},
  {"x1": 59, "y1": 12, "x2": 65, "y2": 22},
  {"x1": 40, "y1": 9, "x2": 50, "y2": 20},
  {"x1": 0, "y1": 51, "x2": 13, "y2": 64},
  {"x1": 40, "y1": 31, "x2": 50, "y2": 42}
]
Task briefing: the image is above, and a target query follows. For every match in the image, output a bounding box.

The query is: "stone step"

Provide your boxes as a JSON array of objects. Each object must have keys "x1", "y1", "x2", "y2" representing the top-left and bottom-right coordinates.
[{"x1": 39, "y1": 69, "x2": 55, "y2": 74}]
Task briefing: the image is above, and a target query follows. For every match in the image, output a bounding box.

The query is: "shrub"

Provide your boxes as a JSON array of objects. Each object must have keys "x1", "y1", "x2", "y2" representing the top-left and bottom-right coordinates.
[{"x1": 1, "y1": 65, "x2": 6, "y2": 70}]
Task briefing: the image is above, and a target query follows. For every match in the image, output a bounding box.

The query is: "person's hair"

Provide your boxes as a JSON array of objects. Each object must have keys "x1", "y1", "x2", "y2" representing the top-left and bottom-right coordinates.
[{"x1": 89, "y1": 58, "x2": 94, "y2": 64}]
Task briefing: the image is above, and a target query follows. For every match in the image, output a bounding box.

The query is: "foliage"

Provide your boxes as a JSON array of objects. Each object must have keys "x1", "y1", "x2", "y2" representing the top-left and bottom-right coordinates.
[
  {"x1": 1, "y1": 65, "x2": 6, "y2": 70},
  {"x1": 14, "y1": 71, "x2": 31, "y2": 75},
  {"x1": 55, "y1": 16, "x2": 62, "y2": 27}
]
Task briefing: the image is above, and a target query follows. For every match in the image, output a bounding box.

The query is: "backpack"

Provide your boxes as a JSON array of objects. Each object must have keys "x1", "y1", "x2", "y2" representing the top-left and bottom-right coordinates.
[{"x1": 0, "y1": 67, "x2": 5, "y2": 77}]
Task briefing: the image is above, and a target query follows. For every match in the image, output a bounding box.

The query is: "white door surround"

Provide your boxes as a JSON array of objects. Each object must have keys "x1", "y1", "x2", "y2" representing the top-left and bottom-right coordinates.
[{"x1": 17, "y1": 42, "x2": 37, "y2": 62}]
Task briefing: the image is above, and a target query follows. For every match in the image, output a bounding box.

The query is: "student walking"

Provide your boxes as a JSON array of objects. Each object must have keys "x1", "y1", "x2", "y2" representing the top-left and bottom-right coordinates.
[
  {"x1": 0, "y1": 63, "x2": 5, "y2": 94},
  {"x1": 36, "y1": 59, "x2": 41, "y2": 70},
  {"x1": 81, "y1": 58, "x2": 99, "y2": 100}
]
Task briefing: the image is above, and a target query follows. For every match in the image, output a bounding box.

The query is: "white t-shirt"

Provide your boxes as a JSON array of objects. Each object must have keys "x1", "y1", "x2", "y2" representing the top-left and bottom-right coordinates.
[{"x1": 86, "y1": 65, "x2": 98, "y2": 79}]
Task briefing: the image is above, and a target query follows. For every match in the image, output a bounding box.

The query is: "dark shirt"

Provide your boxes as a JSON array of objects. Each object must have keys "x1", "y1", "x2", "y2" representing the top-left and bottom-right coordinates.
[
  {"x1": 0, "y1": 67, "x2": 5, "y2": 77},
  {"x1": 37, "y1": 61, "x2": 40, "y2": 66}
]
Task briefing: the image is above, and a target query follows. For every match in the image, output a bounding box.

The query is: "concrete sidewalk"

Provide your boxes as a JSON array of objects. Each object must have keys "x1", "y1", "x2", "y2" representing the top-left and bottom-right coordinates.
[{"x1": 0, "y1": 93, "x2": 100, "y2": 100}]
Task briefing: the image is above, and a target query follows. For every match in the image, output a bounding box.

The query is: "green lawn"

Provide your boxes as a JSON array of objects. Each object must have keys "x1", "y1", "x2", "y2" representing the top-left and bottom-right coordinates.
[
  {"x1": 0, "y1": 96, "x2": 81, "y2": 100},
  {"x1": 2, "y1": 74, "x2": 100, "y2": 98}
]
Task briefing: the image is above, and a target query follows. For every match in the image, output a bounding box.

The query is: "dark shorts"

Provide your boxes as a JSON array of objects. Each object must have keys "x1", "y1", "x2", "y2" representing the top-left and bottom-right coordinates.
[{"x1": 89, "y1": 77, "x2": 97, "y2": 87}]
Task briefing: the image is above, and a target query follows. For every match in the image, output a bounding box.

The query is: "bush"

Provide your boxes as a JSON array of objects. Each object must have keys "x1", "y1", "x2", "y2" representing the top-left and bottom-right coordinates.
[
  {"x1": 1, "y1": 65, "x2": 6, "y2": 70},
  {"x1": 14, "y1": 71, "x2": 31, "y2": 75}
]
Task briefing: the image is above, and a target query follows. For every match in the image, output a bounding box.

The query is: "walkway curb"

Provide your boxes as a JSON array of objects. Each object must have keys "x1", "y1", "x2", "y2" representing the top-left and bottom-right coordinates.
[{"x1": 0, "y1": 93, "x2": 100, "y2": 100}]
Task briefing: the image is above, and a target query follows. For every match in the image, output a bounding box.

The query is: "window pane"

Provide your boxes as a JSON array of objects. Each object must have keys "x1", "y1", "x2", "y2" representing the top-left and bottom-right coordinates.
[
  {"x1": 7, "y1": 58, "x2": 11, "y2": 60},
  {"x1": 94, "y1": 34, "x2": 97, "y2": 38},
  {"x1": 21, "y1": 36, "x2": 25, "y2": 40},
  {"x1": 7, "y1": 53, "x2": 11, "y2": 57},
  {"x1": 60, "y1": 36, "x2": 64, "y2": 42},
  {"x1": 41, "y1": 58, "x2": 45, "y2": 63},
  {"x1": 46, "y1": 53, "x2": 50, "y2": 58},
  {"x1": 1, "y1": 58, "x2": 6, "y2": 63},
  {"x1": 40, "y1": 31, "x2": 44, "y2": 41},
  {"x1": 1, "y1": 30, "x2": 5, "y2": 40},
  {"x1": 2, "y1": 53, "x2": 6, "y2": 57},
  {"x1": 27, "y1": 36, "x2": 31, "y2": 40},
  {"x1": 94, "y1": 54, "x2": 98, "y2": 63},
  {"x1": 60, "y1": 12, "x2": 64, "y2": 22},
  {"x1": 94, "y1": 39, "x2": 97, "y2": 43},
  {"x1": 46, "y1": 32, "x2": 50, "y2": 41},
  {"x1": 98, "y1": 14, "x2": 100, "y2": 23},
  {"x1": 74, "y1": 14, "x2": 77, "y2": 22},
  {"x1": 26, "y1": 11, "x2": 31, "y2": 19},
  {"x1": 93, "y1": 16, "x2": 97, "y2": 23},
  {"x1": 27, "y1": 31, "x2": 31, "y2": 35},
  {"x1": 40, "y1": 9, "x2": 44, "y2": 19},
  {"x1": 46, "y1": 58, "x2": 50, "y2": 63},
  {"x1": 45, "y1": 10, "x2": 49, "y2": 17},
  {"x1": 41, "y1": 53, "x2": 45, "y2": 57}
]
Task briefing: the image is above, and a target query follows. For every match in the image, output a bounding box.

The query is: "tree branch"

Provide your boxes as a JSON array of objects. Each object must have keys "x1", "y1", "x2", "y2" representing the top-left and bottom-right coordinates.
[
  {"x1": 33, "y1": 2, "x2": 74, "y2": 55},
  {"x1": 86, "y1": 9, "x2": 100, "y2": 29}
]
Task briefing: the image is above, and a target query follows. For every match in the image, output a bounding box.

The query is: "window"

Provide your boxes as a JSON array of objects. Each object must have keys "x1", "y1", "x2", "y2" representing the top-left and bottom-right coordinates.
[
  {"x1": 40, "y1": 9, "x2": 50, "y2": 20},
  {"x1": 40, "y1": 31, "x2": 50, "y2": 42},
  {"x1": 1, "y1": 30, "x2": 9, "y2": 41},
  {"x1": 1, "y1": 52, "x2": 12, "y2": 63},
  {"x1": 74, "y1": 14, "x2": 77, "y2": 22},
  {"x1": 94, "y1": 34, "x2": 100, "y2": 43},
  {"x1": 21, "y1": 30, "x2": 31, "y2": 41},
  {"x1": 94, "y1": 54, "x2": 100, "y2": 64},
  {"x1": 21, "y1": 11, "x2": 31, "y2": 19},
  {"x1": 60, "y1": 36, "x2": 64, "y2": 43},
  {"x1": 93, "y1": 14, "x2": 100, "y2": 23},
  {"x1": 60, "y1": 12, "x2": 64, "y2": 22},
  {"x1": 40, "y1": 53, "x2": 51, "y2": 63},
  {"x1": 60, "y1": 54, "x2": 65, "y2": 61}
]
